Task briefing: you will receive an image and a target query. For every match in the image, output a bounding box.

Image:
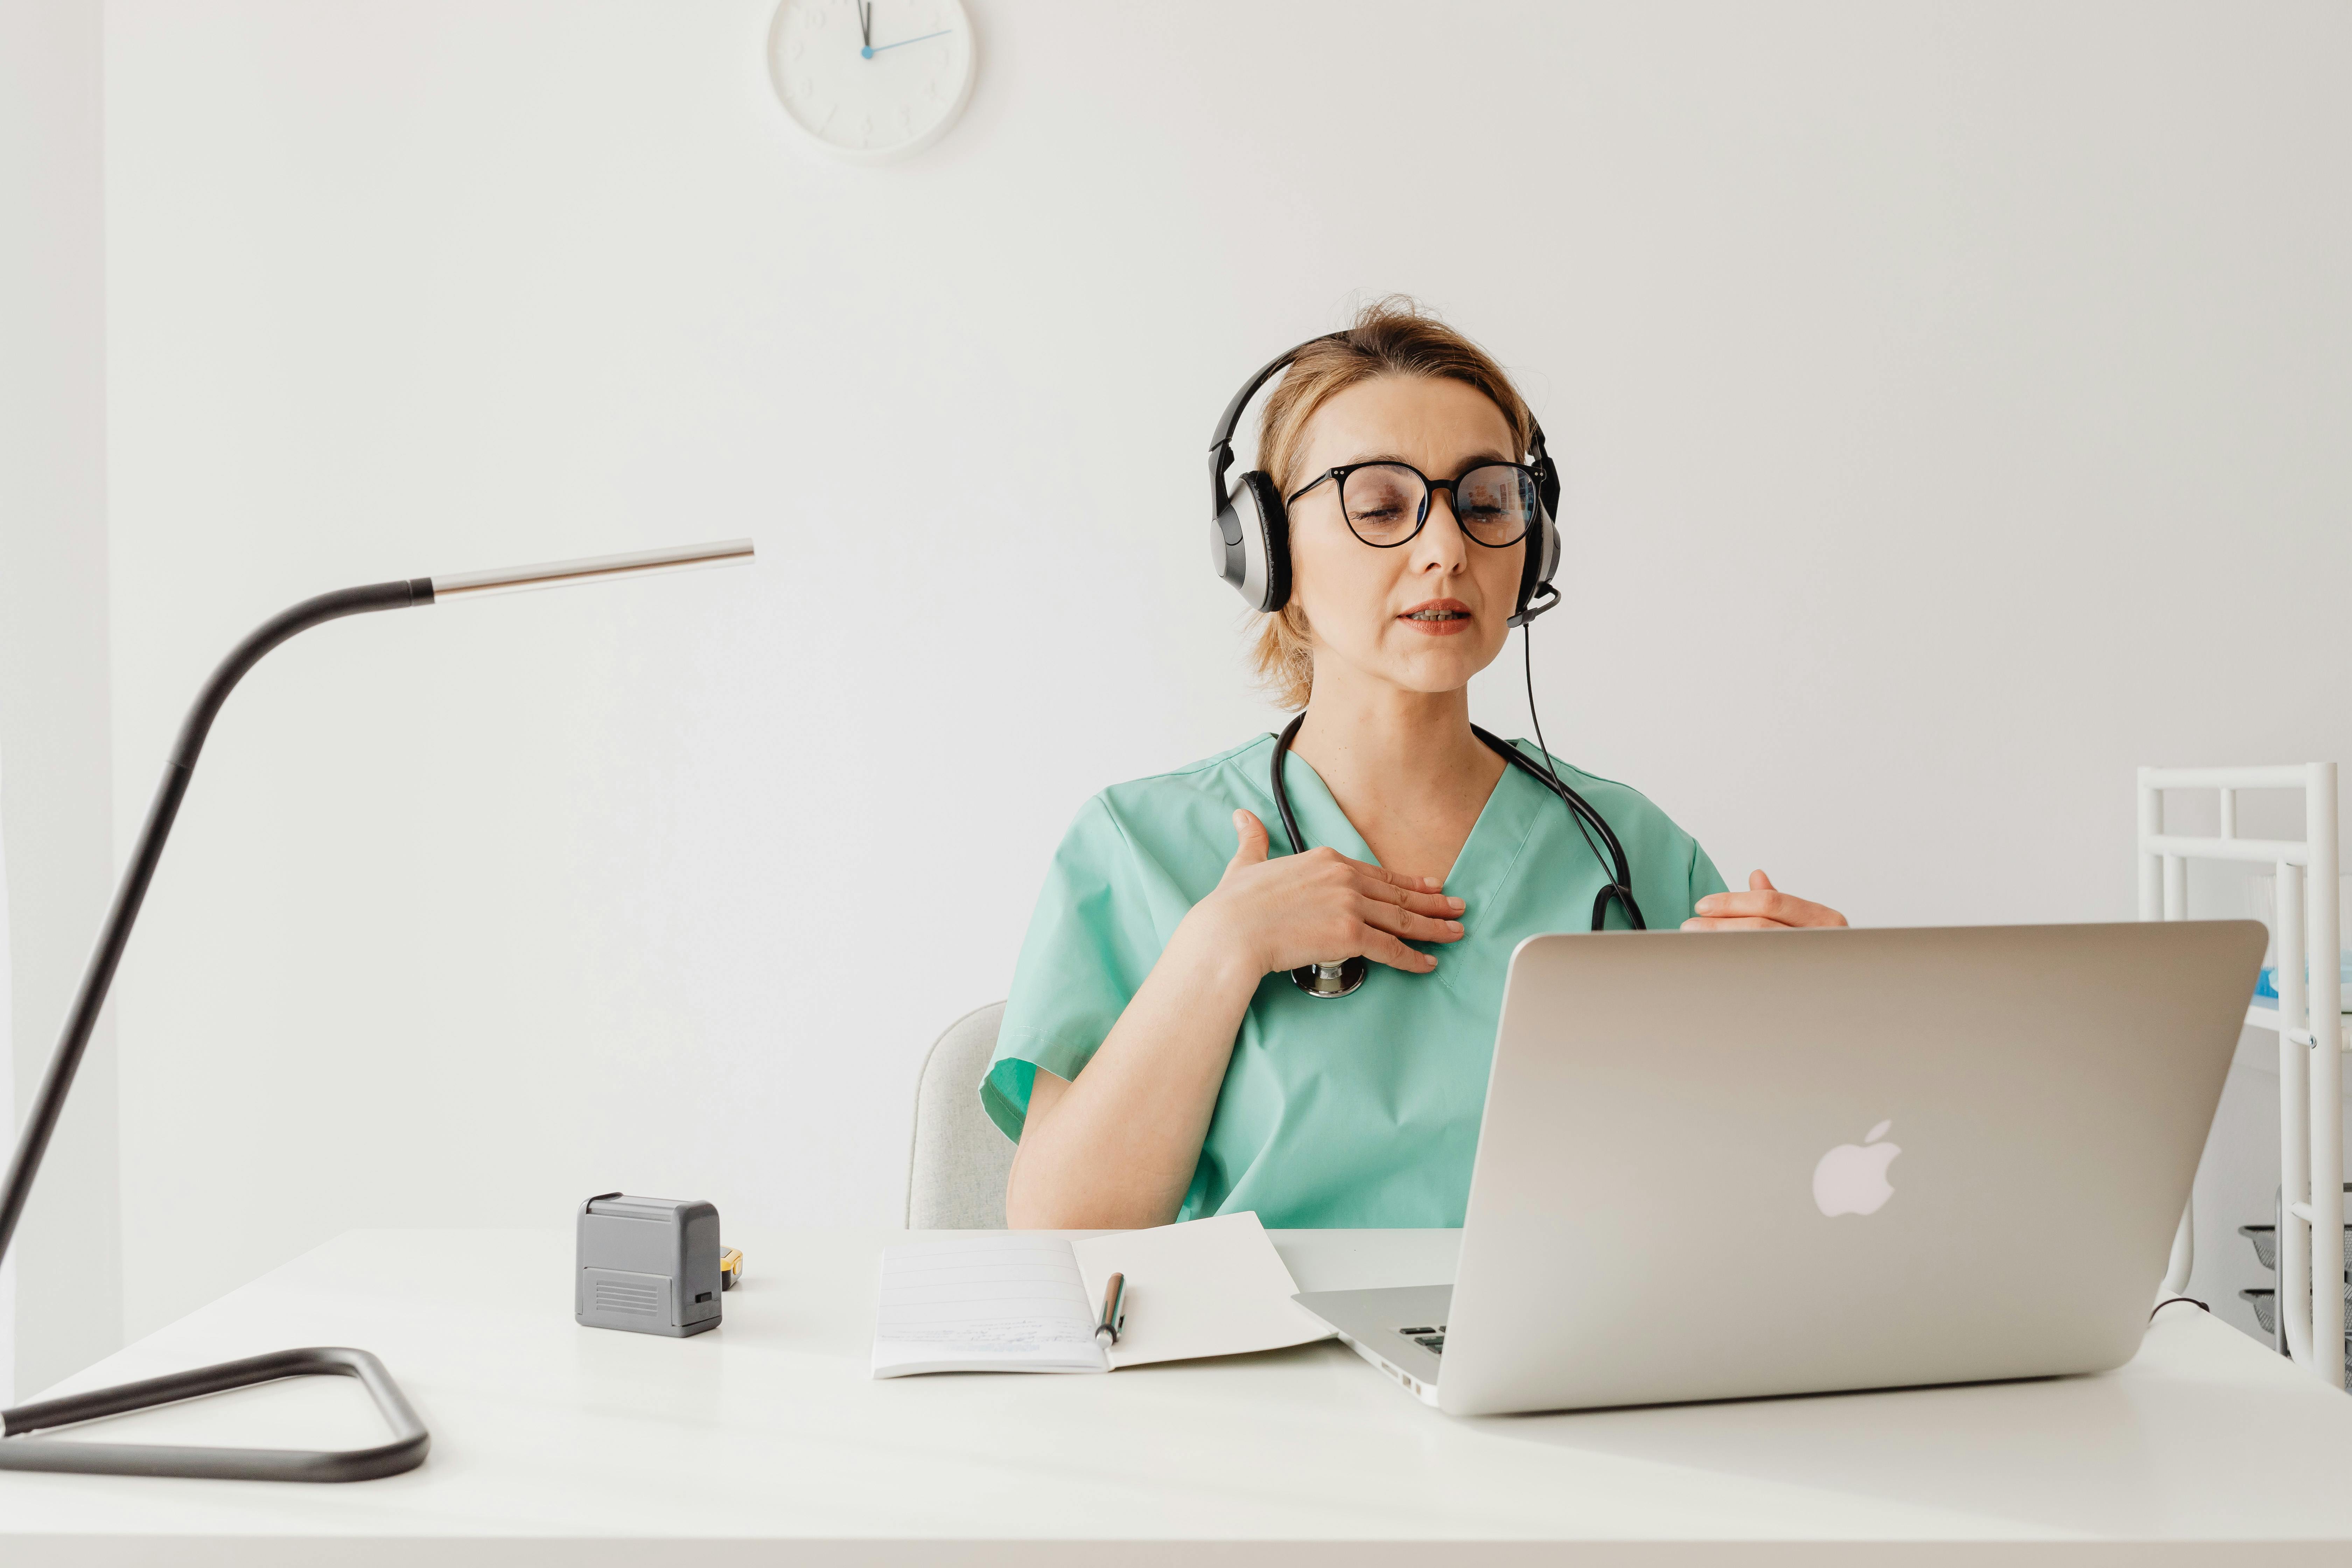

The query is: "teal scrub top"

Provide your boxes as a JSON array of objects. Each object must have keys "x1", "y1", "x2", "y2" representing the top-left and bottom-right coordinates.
[{"x1": 982, "y1": 733, "x2": 1728, "y2": 1227}]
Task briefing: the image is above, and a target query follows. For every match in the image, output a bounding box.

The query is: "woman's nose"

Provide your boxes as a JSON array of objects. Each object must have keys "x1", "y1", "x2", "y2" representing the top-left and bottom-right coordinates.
[{"x1": 1412, "y1": 489, "x2": 1471, "y2": 569}]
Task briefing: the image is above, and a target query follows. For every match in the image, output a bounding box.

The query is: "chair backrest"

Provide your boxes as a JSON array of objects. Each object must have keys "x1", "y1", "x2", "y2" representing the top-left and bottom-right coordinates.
[{"x1": 905, "y1": 1001, "x2": 1015, "y2": 1229}]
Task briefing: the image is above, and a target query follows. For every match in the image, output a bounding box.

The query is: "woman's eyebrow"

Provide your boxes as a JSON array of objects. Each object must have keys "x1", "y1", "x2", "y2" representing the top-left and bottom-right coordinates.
[{"x1": 1333, "y1": 451, "x2": 1517, "y2": 470}]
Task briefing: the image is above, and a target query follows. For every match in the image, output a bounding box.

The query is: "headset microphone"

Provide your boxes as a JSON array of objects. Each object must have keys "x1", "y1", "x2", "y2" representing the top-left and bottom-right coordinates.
[{"x1": 1211, "y1": 331, "x2": 1641, "y2": 997}]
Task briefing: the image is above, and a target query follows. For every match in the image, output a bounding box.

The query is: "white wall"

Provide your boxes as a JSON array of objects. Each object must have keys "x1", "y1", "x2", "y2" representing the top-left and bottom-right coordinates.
[
  {"x1": 101, "y1": 1, "x2": 2352, "y2": 1345},
  {"x1": 0, "y1": 0, "x2": 121, "y2": 1401}
]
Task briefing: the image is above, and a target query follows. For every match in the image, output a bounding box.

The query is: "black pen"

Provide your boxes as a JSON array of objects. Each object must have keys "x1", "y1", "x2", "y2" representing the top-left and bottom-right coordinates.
[{"x1": 1094, "y1": 1272, "x2": 1126, "y2": 1347}]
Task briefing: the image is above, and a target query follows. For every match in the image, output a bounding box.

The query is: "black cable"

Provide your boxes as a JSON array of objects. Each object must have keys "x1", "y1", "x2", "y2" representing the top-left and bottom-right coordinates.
[
  {"x1": 1521, "y1": 626, "x2": 1609, "y2": 873},
  {"x1": 1508, "y1": 622, "x2": 1646, "y2": 930},
  {"x1": 1521, "y1": 625, "x2": 1568, "y2": 792},
  {"x1": 2149, "y1": 1296, "x2": 2211, "y2": 1321},
  {"x1": 1514, "y1": 635, "x2": 1609, "y2": 884},
  {"x1": 1514, "y1": 648, "x2": 1630, "y2": 878}
]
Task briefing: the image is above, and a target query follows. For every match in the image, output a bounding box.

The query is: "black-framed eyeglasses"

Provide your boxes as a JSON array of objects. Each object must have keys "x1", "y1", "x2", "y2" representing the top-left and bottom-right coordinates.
[{"x1": 1286, "y1": 461, "x2": 1540, "y2": 550}]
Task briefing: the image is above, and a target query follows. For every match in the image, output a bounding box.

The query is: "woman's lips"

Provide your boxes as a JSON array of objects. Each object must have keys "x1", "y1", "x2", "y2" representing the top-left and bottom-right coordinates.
[{"x1": 1398, "y1": 600, "x2": 1474, "y2": 637}]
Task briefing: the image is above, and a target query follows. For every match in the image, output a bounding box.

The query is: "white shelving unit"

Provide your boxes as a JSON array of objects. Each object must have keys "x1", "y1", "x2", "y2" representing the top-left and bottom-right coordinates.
[{"x1": 2139, "y1": 763, "x2": 2344, "y2": 1389}]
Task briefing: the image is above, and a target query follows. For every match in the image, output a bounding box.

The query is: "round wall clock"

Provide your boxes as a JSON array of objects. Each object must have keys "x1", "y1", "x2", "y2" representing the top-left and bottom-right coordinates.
[{"x1": 768, "y1": 0, "x2": 976, "y2": 163}]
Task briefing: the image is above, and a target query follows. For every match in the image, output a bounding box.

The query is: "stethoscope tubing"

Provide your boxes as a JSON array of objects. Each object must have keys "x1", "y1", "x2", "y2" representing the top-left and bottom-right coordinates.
[
  {"x1": 1466, "y1": 724, "x2": 1646, "y2": 931},
  {"x1": 1266, "y1": 714, "x2": 1646, "y2": 999}
]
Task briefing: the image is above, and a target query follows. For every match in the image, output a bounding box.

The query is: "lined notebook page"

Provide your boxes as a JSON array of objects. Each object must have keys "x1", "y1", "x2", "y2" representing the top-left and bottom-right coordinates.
[{"x1": 871, "y1": 1236, "x2": 1110, "y2": 1378}]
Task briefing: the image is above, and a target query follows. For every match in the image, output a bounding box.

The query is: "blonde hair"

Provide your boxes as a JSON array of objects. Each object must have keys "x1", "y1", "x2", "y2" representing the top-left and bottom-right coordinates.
[{"x1": 1245, "y1": 298, "x2": 1537, "y2": 710}]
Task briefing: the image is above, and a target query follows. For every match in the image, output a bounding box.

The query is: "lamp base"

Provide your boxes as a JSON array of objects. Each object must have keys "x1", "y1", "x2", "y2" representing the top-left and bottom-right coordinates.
[{"x1": 0, "y1": 1344, "x2": 429, "y2": 1482}]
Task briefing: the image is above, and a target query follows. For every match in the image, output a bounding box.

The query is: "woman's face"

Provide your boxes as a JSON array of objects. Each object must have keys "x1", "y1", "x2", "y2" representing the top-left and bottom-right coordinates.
[{"x1": 1286, "y1": 374, "x2": 1527, "y2": 701}]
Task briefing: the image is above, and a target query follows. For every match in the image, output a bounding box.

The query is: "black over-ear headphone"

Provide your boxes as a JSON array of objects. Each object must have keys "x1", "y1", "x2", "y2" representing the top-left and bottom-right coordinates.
[
  {"x1": 1207, "y1": 332, "x2": 1563, "y2": 626},
  {"x1": 1207, "y1": 332, "x2": 1643, "y2": 999}
]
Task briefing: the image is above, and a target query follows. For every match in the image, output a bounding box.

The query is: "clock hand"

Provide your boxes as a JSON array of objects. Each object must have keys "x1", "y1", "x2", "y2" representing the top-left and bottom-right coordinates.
[
  {"x1": 865, "y1": 27, "x2": 950, "y2": 54},
  {"x1": 857, "y1": 0, "x2": 872, "y2": 48}
]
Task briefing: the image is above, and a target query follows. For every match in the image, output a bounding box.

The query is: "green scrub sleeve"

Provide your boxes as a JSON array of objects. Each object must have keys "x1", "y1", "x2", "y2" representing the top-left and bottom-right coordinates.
[
  {"x1": 982, "y1": 796, "x2": 1170, "y2": 1141},
  {"x1": 1687, "y1": 838, "x2": 1730, "y2": 910}
]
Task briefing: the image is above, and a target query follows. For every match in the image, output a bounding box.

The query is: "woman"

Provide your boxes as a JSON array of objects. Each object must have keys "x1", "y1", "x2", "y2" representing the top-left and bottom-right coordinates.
[{"x1": 988, "y1": 301, "x2": 1846, "y2": 1230}]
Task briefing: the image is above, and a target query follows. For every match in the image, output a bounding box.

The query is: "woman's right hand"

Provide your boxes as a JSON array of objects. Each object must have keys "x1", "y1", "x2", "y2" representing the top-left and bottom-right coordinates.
[
  {"x1": 1009, "y1": 809, "x2": 1466, "y2": 1228},
  {"x1": 1176, "y1": 808, "x2": 1468, "y2": 980}
]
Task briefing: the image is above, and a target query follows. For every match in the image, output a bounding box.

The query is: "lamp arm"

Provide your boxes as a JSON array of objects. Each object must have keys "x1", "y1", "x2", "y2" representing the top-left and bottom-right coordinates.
[
  {"x1": 0, "y1": 539, "x2": 744, "y2": 1479},
  {"x1": 0, "y1": 576, "x2": 432, "y2": 1269}
]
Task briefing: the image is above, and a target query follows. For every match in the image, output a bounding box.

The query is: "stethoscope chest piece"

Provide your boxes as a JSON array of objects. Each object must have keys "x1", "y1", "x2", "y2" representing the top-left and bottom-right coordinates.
[{"x1": 1292, "y1": 957, "x2": 1368, "y2": 999}]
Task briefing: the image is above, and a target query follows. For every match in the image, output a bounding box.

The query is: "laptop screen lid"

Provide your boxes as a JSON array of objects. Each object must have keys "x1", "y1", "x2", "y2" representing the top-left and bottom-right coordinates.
[{"x1": 1436, "y1": 921, "x2": 2264, "y2": 1417}]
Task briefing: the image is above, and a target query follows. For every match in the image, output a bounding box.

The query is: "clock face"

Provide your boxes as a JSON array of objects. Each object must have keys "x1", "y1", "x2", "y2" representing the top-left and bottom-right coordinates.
[{"x1": 768, "y1": 0, "x2": 975, "y2": 163}]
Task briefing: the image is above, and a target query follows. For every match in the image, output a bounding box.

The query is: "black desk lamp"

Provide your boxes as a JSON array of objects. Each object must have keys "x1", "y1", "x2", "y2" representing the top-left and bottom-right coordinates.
[{"x1": 0, "y1": 538, "x2": 755, "y2": 1482}]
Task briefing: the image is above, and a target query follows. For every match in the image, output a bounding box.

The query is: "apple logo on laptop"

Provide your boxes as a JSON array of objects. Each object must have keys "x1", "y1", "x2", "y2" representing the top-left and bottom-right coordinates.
[{"x1": 1812, "y1": 1120, "x2": 1900, "y2": 1217}]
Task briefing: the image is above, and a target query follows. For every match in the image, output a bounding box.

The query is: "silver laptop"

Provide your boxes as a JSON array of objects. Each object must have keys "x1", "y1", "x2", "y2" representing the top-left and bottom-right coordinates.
[{"x1": 1295, "y1": 921, "x2": 2264, "y2": 1416}]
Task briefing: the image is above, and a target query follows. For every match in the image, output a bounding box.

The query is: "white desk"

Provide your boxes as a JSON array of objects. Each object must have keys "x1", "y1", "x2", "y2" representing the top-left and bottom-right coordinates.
[{"x1": 8, "y1": 1228, "x2": 2352, "y2": 1565}]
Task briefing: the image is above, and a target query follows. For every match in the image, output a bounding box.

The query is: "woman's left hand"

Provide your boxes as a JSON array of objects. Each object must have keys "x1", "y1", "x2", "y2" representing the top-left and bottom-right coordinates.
[{"x1": 1681, "y1": 869, "x2": 1848, "y2": 930}]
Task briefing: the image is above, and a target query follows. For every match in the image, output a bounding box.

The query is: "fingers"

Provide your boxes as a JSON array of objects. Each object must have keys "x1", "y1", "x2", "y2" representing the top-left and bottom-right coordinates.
[
  {"x1": 1239, "y1": 841, "x2": 1469, "y2": 971},
  {"x1": 1226, "y1": 809, "x2": 1269, "y2": 873},
  {"x1": 1684, "y1": 871, "x2": 1850, "y2": 930},
  {"x1": 1354, "y1": 875, "x2": 1466, "y2": 919},
  {"x1": 1689, "y1": 891, "x2": 1800, "y2": 922},
  {"x1": 1358, "y1": 925, "x2": 1440, "y2": 973},
  {"x1": 1356, "y1": 893, "x2": 1466, "y2": 946},
  {"x1": 1681, "y1": 897, "x2": 1834, "y2": 927},
  {"x1": 1352, "y1": 857, "x2": 1447, "y2": 896},
  {"x1": 1290, "y1": 845, "x2": 1464, "y2": 919}
]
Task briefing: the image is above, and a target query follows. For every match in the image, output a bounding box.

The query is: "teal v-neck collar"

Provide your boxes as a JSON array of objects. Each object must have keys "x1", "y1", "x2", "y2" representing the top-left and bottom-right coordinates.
[{"x1": 1264, "y1": 740, "x2": 1549, "y2": 917}]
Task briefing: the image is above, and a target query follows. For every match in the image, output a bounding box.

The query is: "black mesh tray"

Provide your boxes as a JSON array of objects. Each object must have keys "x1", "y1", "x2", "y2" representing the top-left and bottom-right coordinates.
[
  {"x1": 2239, "y1": 1285, "x2": 2352, "y2": 1384},
  {"x1": 2239, "y1": 1223, "x2": 2352, "y2": 1279}
]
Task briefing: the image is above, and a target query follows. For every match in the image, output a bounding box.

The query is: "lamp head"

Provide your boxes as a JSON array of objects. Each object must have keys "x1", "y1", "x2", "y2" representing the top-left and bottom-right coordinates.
[{"x1": 429, "y1": 538, "x2": 756, "y2": 602}]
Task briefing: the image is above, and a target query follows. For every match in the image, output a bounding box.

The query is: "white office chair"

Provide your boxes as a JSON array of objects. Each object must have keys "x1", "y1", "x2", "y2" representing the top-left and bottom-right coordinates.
[{"x1": 904, "y1": 1002, "x2": 1016, "y2": 1229}]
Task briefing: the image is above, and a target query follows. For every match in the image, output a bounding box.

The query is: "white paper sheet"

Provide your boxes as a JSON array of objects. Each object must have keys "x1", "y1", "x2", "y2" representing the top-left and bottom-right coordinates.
[{"x1": 1070, "y1": 1212, "x2": 1333, "y2": 1370}]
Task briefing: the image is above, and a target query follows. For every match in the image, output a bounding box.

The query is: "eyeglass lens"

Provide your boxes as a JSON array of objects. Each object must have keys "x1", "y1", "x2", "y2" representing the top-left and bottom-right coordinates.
[{"x1": 1339, "y1": 463, "x2": 1535, "y2": 548}]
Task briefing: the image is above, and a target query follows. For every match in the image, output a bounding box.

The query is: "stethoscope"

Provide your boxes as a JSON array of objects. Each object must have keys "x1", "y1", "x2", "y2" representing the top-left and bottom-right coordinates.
[{"x1": 1267, "y1": 712, "x2": 1646, "y2": 997}]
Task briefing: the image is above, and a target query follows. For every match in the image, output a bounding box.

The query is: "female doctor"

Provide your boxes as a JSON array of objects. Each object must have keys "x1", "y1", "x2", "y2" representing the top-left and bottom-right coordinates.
[{"x1": 988, "y1": 301, "x2": 1847, "y2": 1230}]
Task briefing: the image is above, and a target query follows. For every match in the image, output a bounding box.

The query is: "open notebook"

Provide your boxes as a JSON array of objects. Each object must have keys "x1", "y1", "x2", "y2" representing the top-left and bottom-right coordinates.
[{"x1": 872, "y1": 1211, "x2": 1332, "y2": 1377}]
